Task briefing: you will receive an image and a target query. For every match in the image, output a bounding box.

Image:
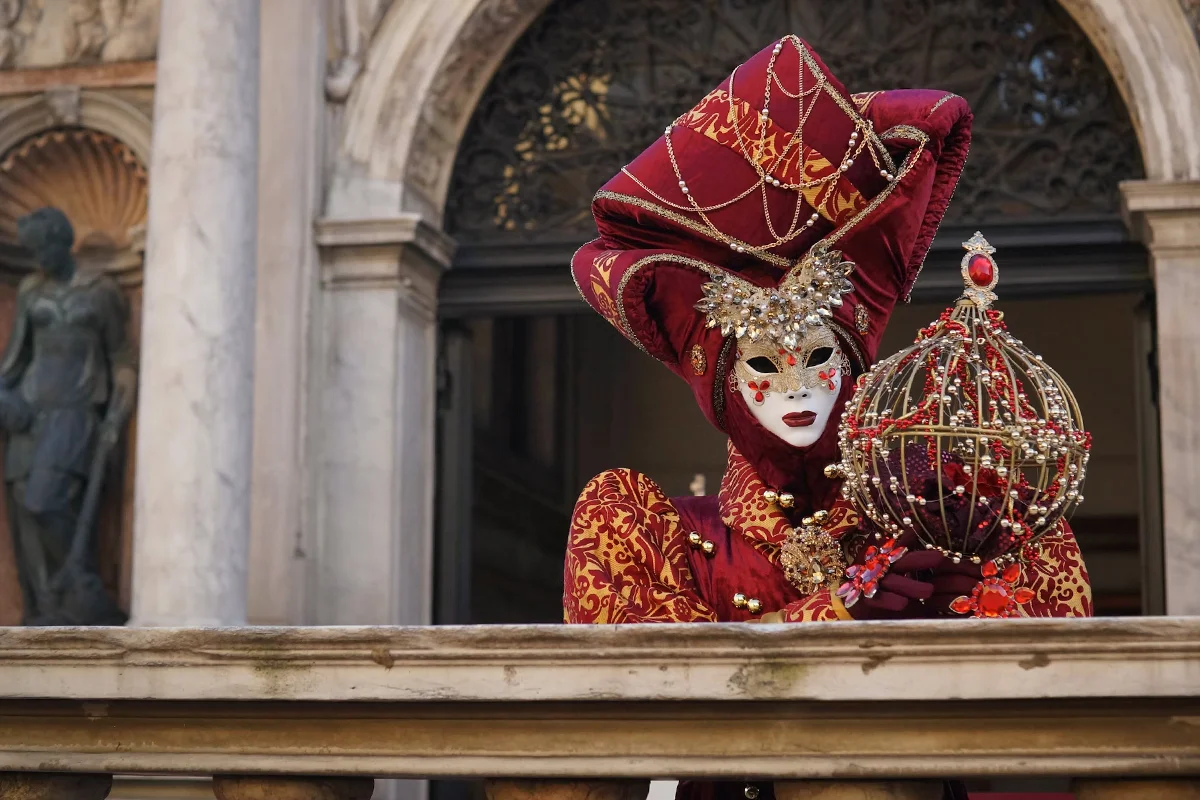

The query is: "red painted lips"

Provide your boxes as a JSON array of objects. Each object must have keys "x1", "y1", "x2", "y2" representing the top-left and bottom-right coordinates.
[{"x1": 783, "y1": 411, "x2": 817, "y2": 428}]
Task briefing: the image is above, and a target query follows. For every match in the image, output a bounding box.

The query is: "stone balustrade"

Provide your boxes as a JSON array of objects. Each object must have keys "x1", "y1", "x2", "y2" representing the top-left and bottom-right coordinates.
[{"x1": 1, "y1": 619, "x2": 1199, "y2": 798}]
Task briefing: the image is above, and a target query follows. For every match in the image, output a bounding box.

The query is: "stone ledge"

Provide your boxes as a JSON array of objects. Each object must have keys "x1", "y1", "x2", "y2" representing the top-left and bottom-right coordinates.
[
  {"x1": 2, "y1": 620, "x2": 1200, "y2": 779},
  {"x1": 1, "y1": 618, "x2": 1199, "y2": 703}
]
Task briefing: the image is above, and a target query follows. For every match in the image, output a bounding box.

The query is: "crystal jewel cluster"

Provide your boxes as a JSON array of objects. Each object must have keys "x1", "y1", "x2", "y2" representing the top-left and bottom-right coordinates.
[
  {"x1": 827, "y1": 232, "x2": 1091, "y2": 569},
  {"x1": 695, "y1": 245, "x2": 856, "y2": 354}
]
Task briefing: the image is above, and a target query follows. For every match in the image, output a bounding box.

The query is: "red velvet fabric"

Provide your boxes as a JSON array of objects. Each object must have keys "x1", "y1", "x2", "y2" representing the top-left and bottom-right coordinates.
[
  {"x1": 672, "y1": 494, "x2": 808, "y2": 620},
  {"x1": 572, "y1": 36, "x2": 971, "y2": 497}
]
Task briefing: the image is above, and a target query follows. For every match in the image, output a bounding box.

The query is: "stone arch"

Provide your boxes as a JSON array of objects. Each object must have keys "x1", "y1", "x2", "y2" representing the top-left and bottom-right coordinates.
[
  {"x1": 337, "y1": 0, "x2": 1200, "y2": 224},
  {"x1": 332, "y1": 0, "x2": 553, "y2": 221},
  {"x1": 0, "y1": 90, "x2": 152, "y2": 167},
  {"x1": 1058, "y1": 0, "x2": 1200, "y2": 180}
]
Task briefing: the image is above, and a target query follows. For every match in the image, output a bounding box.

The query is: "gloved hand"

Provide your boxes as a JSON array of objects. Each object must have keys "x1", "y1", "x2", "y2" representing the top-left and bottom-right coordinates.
[{"x1": 839, "y1": 532, "x2": 983, "y2": 620}]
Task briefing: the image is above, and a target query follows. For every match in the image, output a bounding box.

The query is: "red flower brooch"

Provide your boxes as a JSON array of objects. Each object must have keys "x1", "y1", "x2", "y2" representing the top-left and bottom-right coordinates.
[
  {"x1": 835, "y1": 538, "x2": 907, "y2": 608},
  {"x1": 949, "y1": 560, "x2": 1035, "y2": 618}
]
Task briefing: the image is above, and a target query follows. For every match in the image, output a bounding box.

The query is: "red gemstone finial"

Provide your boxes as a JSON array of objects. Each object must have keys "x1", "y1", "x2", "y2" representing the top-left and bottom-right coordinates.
[{"x1": 960, "y1": 231, "x2": 999, "y2": 308}]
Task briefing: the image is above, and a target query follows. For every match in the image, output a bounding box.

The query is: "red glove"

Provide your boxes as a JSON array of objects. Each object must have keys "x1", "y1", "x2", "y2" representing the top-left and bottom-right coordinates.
[{"x1": 839, "y1": 532, "x2": 983, "y2": 620}]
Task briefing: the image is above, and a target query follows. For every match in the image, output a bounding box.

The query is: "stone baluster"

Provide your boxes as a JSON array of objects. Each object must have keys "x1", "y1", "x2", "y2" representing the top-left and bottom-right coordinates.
[
  {"x1": 485, "y1": 780, "x2": 650, "y2": 800},
  {"x1": 774, "y1": 781, "x2": 943, "y2": 800},
  {"x1": 213, "y1": 776, "x2": 375, "y2": 800},
  {"x1": 0, "y1": 772, "x2": 112, "y2": 800}
]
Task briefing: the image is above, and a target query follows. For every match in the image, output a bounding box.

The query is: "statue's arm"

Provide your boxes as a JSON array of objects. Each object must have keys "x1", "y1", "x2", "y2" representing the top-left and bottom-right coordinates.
[{"x1": 99, "y1": 279, "x2": 137, "y2": 431}]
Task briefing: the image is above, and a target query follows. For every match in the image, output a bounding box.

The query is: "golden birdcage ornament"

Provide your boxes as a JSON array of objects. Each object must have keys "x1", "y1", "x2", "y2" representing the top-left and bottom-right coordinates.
[{"x1": 827, "y1": 232, "x2": 1091, "y2": 614}]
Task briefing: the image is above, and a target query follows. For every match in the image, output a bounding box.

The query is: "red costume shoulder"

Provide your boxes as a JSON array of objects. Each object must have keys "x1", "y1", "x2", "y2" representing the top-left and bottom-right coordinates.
[{"x1": 564, "y1": 468, "x2": 717, "y2": 624}]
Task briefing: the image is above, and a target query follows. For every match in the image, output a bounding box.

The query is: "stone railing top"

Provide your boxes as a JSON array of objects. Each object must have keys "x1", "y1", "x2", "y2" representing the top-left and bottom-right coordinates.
[{"x1": 2, "y1": 617, "x2": 1199, "y2": 703}]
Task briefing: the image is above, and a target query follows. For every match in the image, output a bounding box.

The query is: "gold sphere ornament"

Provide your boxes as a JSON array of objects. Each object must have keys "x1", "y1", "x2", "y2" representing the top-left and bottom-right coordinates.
[{"x1": 830, "y1": 232, "x2": 1091, "y2": 566}]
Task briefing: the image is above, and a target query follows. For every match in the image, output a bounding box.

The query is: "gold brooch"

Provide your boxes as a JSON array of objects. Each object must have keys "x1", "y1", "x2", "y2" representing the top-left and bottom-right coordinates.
[
  {"x1": 779, "y1": 513, "x2": 847, "y2": 594},
  {"x1": 855, "y1": 304, "x2": 870, "y2": 334},
  {"x1": 690, "y1": 343, "x2": 707, "y2": 375}
]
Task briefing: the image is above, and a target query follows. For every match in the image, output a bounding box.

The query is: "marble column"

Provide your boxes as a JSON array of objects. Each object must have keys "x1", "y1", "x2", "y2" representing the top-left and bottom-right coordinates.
[
  {"x1": 247, "y1": 0, "x2": 326, "y2": 625},
  {"x1": 1122, "y1": 179, "x2": 1200, "y2": 615},
  {"x1": 311, "y1": 216, "x2": 453, "y2": 627},
  {"x1": 130, "y1": 0, "x2": 260, "y2": 627}
]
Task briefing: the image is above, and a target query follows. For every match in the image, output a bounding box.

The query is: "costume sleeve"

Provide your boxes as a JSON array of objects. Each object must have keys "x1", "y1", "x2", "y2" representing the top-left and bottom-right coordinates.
[
  {"x1": 564, "y1": 469, "x2": 718, "y2": 624},
  {"x1": 1019, "y1": 520, "x2": 1093, "y2": 617}
]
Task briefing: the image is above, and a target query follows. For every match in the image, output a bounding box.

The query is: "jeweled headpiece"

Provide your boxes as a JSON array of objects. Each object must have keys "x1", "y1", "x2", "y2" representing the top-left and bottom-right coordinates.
[
  {"x1": 695, "y1": 244, "x2": 855, "y2": 350},
  {"x1": 830, "y1": 233, "x2": 1091, "y2": 588}
]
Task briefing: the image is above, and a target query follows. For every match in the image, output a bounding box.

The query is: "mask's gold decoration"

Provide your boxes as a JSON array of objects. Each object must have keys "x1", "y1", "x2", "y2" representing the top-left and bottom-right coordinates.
[
  {"x1": 732, "y1": 325, "x2": 847, "y2": 393},
  {"x1": 829, "y1": 232, "x2": 1091, "y2": 568}
]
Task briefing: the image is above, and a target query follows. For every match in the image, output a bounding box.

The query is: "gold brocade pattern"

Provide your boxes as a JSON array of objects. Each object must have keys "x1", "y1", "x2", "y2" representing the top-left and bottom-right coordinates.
[
  {"x1": 717, "y1": 441, "x2": 793, "y2": 564},
  {"x1": 678, "y1": 87, "x2": 867, "y2": 224},
  {"x1": 1018, "y1": 524, "x2": 1093, "y2": 617},
  {"x1": 780, "y1": 589, "x2": 841, "y2": 622},
  {"x1": 589, "y1": 252, "x2": 622, "y2": 330},
  {"x1": 564, "y1": 468, "x2": 717, "y2": 624}
]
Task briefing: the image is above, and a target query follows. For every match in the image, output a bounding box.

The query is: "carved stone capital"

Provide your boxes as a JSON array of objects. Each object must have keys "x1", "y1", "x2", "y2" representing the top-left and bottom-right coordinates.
[
  {"x1": 315, "y1": 214, "x2": 456, "y2": 322},
  {"x1": 485, "y1": 779, "x2": 650, "y2": 800},
  {"x1": 212, "y1": 775, "x2": 375, "y2": 800},
  {"x1": 0, "y1": 772, "x2": 112, "y2": 800},
  {"x1": 774, "y1": 781, "x2": 943, "y2": 800},
  {"x1": 1121, "y1": 179, "x2": 1200, "y2": 257}
]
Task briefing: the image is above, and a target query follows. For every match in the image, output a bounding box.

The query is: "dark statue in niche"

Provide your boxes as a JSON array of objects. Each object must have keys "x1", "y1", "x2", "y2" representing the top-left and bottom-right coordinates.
[{"x1": 1, "y1": 207, "x2": 136, "y2": 626}]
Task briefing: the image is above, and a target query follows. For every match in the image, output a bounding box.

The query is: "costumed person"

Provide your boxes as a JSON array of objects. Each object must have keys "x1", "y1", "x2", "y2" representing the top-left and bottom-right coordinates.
[
  {"x1": 563, "y1": 35, "x2": 1092, "y2": 629},
  {"x1": 557, "y1": 38, "x2": 1092, "y2": 800}
]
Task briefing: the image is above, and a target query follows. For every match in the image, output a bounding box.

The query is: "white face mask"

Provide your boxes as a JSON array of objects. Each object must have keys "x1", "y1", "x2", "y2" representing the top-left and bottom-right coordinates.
[{"x1": 733, "y1": 326, "x2": 847, "y2": 448}]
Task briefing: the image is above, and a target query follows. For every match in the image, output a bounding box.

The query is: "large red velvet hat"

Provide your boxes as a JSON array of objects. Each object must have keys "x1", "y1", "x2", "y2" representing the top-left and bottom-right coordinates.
[{"x1": 573, "y1": 35, "x2": 970, "y2": 500}]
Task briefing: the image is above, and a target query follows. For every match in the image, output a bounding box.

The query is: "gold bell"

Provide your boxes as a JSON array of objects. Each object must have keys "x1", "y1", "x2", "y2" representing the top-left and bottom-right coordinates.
[
  {"x1": 824, "y1": 462, "x2": 846, "y2": 479},
  {"x1": 812, "y1": 509, "x2": 829, "y2": 524},
  {"x1": 687, "y1": 531, "x2": 702, "y2": 546},
  {"x1": 732, "y1": 592, "x2": 748, "y2": 609},
  {"x1": 746, "y1": 598, "x2": 763, "y2": 615},
  {"x1": 701, "y1": 540, "x2": 716, "y2": 557},
  {"x1": 763, "y1": 489, "x2": 779, "y2": 504},
  {"x1": 744, "y1": 787, "x2": 760, "y2": 800},
  {"x1": 778, "y1": 492, "x2": 795, "y2": 508}
]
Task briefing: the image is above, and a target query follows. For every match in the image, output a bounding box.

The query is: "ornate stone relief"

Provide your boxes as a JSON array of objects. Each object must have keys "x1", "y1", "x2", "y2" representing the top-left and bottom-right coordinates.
[
  {"x1": 0, "y1": 128, "x2": 148, "y2": 278},
  {"x1": 326, "y1": 0, "x2": 394, "y2": 101},
  {"x1": 0, "y1": 0, "x2": 158, "y2": 70},
  {"x1": 404, "y1": 0, "x2": 551, "y2": 205}
]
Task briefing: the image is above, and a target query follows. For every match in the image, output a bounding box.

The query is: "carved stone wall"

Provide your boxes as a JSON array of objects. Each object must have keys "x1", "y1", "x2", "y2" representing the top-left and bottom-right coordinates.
[
  {"x1": 325, "y1": 0, "x2": 394, "y2": 101},
  {"x1": 0, "y1": 0, "x2": 159, "y2": 70}
]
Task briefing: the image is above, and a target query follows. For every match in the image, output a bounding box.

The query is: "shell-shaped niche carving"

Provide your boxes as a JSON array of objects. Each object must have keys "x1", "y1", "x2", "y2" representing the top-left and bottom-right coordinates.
[{"x1": 0, "y1": 128, "x2": 148, "y2": 256}]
